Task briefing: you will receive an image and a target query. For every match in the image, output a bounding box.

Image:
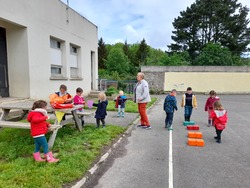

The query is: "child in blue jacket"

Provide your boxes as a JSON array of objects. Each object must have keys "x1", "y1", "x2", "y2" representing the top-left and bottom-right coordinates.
[
  {"x1": 93, "y1": 92, "x2": 108, "y2": 128},
  {"x1": 114, "y1": 90, "x2": 127, "y2": 117},
  {"x1": 164, "y1": 89, "x2": 178, "y2": 131}
]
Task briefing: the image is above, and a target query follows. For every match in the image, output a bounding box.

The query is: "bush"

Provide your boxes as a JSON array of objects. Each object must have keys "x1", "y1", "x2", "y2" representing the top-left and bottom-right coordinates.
[{"x1": 105, "y1": 87, "x2": 118, "y2": 96}]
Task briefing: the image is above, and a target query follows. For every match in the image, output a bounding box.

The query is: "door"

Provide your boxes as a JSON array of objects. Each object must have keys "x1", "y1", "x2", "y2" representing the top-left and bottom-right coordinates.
[
  {"x1": 91, "y1": 51, "x2": 95, "y2": 90},
  {"x1": 0, "y1": 27, "x2": 9, "y2": 97}
]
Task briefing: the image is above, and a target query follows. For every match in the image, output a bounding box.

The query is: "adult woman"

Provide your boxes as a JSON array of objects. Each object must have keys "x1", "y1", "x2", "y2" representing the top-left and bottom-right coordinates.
[{"x1": 134, "y1": 72, "x2": 151, "y2": 129}]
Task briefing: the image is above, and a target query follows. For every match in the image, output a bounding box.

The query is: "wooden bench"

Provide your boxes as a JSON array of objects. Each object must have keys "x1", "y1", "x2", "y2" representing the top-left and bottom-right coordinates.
[{"x1": 0, "y1": 121, "x2": 62, "y2": 149}]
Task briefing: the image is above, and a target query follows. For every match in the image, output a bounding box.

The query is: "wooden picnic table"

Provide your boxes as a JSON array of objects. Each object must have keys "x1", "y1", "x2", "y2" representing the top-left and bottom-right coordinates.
[{"x1": 0, "y1": 100, "x2": 93, "y2": 148}]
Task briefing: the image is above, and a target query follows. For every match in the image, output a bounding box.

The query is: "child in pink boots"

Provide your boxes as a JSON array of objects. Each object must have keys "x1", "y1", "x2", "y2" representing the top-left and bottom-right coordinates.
[{"x1": 27, "y1": 100, "x2": 59, "y2": 163}]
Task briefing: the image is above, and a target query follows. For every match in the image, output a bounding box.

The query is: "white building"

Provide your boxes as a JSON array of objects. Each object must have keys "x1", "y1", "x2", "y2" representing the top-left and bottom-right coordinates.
[{"x1": 0, "y1": 0, "x2": 98, "y2": 99}]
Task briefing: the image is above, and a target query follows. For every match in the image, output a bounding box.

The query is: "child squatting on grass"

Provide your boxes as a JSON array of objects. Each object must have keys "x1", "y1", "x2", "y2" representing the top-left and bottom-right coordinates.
[
  {"x1": 27, "y1": 100, "x2": 59, "y2": 163},
  {"x1": 114, "y1": 90, "x2": 127, "y2": 117},
  {"x1": 93, "y1": 92, "x2": 108, "y2": 128},
  {"x1": 210, "y1": 101, "x2": 228, "y2": 143}
]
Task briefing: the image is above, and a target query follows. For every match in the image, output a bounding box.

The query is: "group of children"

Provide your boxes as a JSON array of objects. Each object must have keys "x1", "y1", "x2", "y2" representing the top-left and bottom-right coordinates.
[
  {"x1": 164, "y1": 87, "x2": 228, "y2": 144},
  {"x1": 28, "y1": 84, "x2": 127, "y2": 163}
]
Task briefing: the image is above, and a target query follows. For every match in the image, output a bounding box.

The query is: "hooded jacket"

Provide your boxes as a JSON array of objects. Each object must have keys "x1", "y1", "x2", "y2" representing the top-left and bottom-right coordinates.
[
  {"x1": 204, "y1": 96, "x2": 220, "y2": 111},
  {"x1": 27, "y1": 108, "x2": 50, "y2": 137},
  {"x1": 210, "y1": 109, "x2": 228, "y2": 130},
  {"x1": 164, "y1": 94, "x2": 178, "y2": 113}
]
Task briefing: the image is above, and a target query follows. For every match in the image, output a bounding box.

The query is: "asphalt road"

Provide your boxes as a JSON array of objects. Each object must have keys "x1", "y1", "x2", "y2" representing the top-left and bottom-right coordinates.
[{"x1": 85, "y1": 94, "x2": 250, "y2": 188}]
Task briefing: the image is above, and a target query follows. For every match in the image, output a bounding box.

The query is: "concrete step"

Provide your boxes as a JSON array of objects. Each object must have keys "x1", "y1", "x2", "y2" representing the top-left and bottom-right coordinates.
[{"x1": 88, "y1": 90, "x2": 101, "y2": 98}]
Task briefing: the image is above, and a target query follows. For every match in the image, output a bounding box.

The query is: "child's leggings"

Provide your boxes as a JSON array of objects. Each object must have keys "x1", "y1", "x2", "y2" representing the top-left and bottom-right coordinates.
[
  {"x1": 34, "y1": 136, "x2": 49, "y2": 154},
  {"x1": 96, "y1": 118, "x2": 105, "y2": 127}
]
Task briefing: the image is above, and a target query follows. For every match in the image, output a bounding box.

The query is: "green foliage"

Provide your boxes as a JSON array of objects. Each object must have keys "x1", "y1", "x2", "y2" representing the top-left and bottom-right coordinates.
[
  {"x1": 136, "y1": 38, "x2": 150, "y2": 65},
  {"x1": 105, "y1": 47, "x2": 130, "y2": 75},
  {"x1": 98, "y1": 37, "x2": 107, "y2": 69},
  {"x1": 105, "y1": 87, "x2": 118, "y2": 96},
  {"x1": 194, "y1": 43, "x2": 234, "y2": 65},
  {"x1": 0, "y1": 125, "x2": 126, "y2": 188},
  {"x1": 169, "y1": 0, "x2": 250, "y2": 59}
]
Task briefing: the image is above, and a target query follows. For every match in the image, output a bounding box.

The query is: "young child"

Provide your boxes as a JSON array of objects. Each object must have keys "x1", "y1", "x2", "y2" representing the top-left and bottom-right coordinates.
[
  {"x1": 181, "y1": 87, "x2": 197, "y2": 121},
  {"x1": 210, "y1": 101, "x2": 228, "y2": 143},
  {"x1": 93, "y1": 92, "x2": 108, "y2": 128},
  {"x1": 114, "y1": 90, "x2": 127, "y2": 117},
  {"x1": 163, "y1": 89, "x2": 178, "y2": 131},
  {"x1": 204, "y1": 90, "x2": 220, "y2": 126},
  {"x1": 27, "y1": 100, "x2": 59, "y2": 163},
  {"x1": 49, "y1": 84, "x2": 73, "y2": 120},
  {"x1": 73, "y1": 87, "x2": 86, "y2": 126},
  {"x1": 50, "y1": 84, "x2": 73, "y2": 104}
]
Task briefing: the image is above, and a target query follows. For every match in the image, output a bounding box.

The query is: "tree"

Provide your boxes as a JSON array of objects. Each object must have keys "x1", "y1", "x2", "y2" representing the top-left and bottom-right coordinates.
[
  {"x1": 136, "y1": 38, "x2": 150, "y2": 65},
  {"x1": 194, "y1": 43, "x2": 234, "y2": 65},
  {"x1": 105, "y1": 47, "x2": 130, "y2": 75},
  {"x1": 168, "y1": 0, "x2": 250, "y2": 59},
  {"x1": 98, "y1": 38, "x2": 107, "y2": 69}
]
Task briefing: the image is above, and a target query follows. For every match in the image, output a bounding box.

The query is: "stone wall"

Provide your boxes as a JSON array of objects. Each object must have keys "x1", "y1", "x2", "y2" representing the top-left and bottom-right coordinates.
[{"x1": 141, "y1": 66, "x2": 250, "y2": 94}]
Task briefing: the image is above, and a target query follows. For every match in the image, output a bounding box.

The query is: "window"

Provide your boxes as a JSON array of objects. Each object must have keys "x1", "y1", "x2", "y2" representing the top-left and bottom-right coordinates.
[
  {"x1": 70, "y1": 44, "x2": 80, "y2": 78},
  {"x1": 50, "y1": 38, "x2": 63, "y2": 76}
]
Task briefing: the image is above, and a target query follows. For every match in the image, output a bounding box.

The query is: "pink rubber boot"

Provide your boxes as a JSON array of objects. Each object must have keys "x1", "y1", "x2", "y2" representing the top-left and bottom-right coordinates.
[
  {"x1": 45, "y1": 151, "x2": 59, "y2": 163},
  {"x1": 33, "y1": 152, "x2": 46, "y2": 162}
]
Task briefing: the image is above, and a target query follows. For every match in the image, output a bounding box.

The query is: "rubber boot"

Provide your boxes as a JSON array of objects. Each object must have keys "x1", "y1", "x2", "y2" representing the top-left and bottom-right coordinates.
[
  {"x1": 187, "y1": 116, "x2": 190, "y2": 121},
  {"x1": 81, "y1": 120, "x2": 85, "y2": 127},
  {"x1": 185, "y1": 116, "x2": 188, "y2": 121},
  {"x1": 45, "y1": 151, "x2": 59, "y2": 163},
  {"x1": 121, "y1": 111, "x2": 124, "y2": 118},
  {"x1": 208, "y1": 120, "x2": 211, "y2": 127},
  {"x1": 117, "y1": 112, "x2": 120, "y2": 117},
  {"x1": 33, "y1": 152, "x2": 46, "y2": 162}
]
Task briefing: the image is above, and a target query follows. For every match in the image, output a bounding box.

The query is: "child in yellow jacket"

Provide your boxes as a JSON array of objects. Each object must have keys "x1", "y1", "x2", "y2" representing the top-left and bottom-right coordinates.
[{"x1": 181, "y1": 87, "x2": 197, "y2": 121}]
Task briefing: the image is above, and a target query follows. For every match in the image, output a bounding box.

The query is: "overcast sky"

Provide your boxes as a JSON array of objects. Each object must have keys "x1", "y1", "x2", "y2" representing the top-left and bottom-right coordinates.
[{"x1": 61, "y1": 0, "x2": 250, "y2": 51}]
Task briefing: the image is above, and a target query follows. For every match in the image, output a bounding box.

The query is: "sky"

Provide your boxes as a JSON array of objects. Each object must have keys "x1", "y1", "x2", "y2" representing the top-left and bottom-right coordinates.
[{"x1": 61, "y1": 0, "x2": 250, "y2": 51}]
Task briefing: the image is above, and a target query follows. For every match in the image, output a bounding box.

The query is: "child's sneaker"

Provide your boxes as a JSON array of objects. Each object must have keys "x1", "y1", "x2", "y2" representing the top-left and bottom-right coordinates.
[{"x1": 144, "y1": 126, "x2": 151, "y2": 130}]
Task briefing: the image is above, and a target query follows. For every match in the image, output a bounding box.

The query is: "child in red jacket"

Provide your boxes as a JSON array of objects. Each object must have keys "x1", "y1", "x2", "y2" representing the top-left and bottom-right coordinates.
[
  {"x1": 210, "y1": 101, "x2": 228, "y2": 143},
  {"x1": 204, "y1": 90, "x2": 220, "y2": 126},
  {"x1": 27, "y1": 100, "x2": 59, "y2": 163}
]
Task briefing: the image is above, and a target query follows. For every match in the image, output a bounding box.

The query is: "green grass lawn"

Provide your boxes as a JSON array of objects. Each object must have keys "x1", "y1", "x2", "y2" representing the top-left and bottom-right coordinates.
[
  {"x1": 0, "y1": 97, "x2": 157, "y2": 188},
  {"x1": 0, "y1": 124, "x2": 126, "y2": 188},
  {"x1": 86, "y1": 97, "x2": 157, "y2": 113}
]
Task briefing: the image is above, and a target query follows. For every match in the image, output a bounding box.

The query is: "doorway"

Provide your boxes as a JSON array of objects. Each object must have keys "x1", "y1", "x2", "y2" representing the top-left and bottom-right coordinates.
[{"x1": 0, "y1": 27, "x2": 9, "y2": 97}]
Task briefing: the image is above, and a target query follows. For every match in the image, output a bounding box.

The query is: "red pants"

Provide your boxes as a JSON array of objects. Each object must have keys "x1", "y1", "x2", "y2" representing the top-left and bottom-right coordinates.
[{"x1": 138, "y1": 103, "x2": 150, "y2": 126}]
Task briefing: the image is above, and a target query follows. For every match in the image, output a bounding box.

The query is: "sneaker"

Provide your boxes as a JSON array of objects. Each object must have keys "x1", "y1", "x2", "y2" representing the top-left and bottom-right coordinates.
[
  {"x1": 137, "y1": 124, "x2": 144, "y2": 127},
  {"x1": 145, "y1": 126, "x2": 151, "y2": 130},
  {"x1": 141, "y1": 125, "x2": 148, "y2": 128},
  {"x1": 216, "y1": 140, "x2": 221, "y2": 143},
  {"x1": 214, "y1": 136, "x2": 218, "y2": 139},
  {"x1": 168, "y1": 127, "x2": 173, "y2": 131}
]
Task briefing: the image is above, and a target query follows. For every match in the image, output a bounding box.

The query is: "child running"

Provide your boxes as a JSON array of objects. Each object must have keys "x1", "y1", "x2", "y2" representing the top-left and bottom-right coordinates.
[
  {"x1": 210, "y1": 101, "x2": 228, "y2": 143},
  {"x1": 204, "y1": 90, "x2": 220, "y2": 126},
  {"x1": 27, "y1": 100, "x2": 59, "y2": 163},
  {"x1": 114, "y1": 90, "x2": 127, "y2": 117},
  {"x1": 163, "y1": 89, "x2": 178, "y2": 131},
  {"x1": 93, "y1": 92, "x2": 108, "y2": 128}
]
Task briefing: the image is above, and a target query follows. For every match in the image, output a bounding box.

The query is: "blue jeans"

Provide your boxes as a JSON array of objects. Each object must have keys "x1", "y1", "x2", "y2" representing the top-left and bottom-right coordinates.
[
  {"x1": 184, "y1": 106, "x2": 193, "y2": 119},
  {"x1": 34, "y1": 136, "x2": 49, "y2": 154},
  {"x1": 165, "y1": 112, "x2": 174, "y2": 128}
]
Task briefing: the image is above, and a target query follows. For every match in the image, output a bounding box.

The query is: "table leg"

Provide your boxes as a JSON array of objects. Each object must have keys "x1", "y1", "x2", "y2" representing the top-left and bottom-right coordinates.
[
  {"x1": 71, "y1": 110, "x2": 82, "y2": 132},
  {"x1": 19, "y1": 110, "x2": 29, "y2": 120},
  {"x1": 48, "y1": 129, "x2": 59, "y2": 149},
  {"x1": 0, "y1": 109, "x2": 10, "y2": 121}
]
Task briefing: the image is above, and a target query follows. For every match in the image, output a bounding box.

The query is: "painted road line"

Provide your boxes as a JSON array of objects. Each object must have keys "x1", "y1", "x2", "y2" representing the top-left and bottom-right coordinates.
[{"x1": 169, "y1": 130, "x2": 173, "y2": 188}]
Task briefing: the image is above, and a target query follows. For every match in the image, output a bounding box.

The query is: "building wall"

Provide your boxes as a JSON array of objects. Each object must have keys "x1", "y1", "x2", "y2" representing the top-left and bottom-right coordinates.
[
  {"x1": 0, "y1": 0, "x2": 98, "y2": 99},
  {"x1": 142, "y1": 66, "x2": 250, "y2": 94}
]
